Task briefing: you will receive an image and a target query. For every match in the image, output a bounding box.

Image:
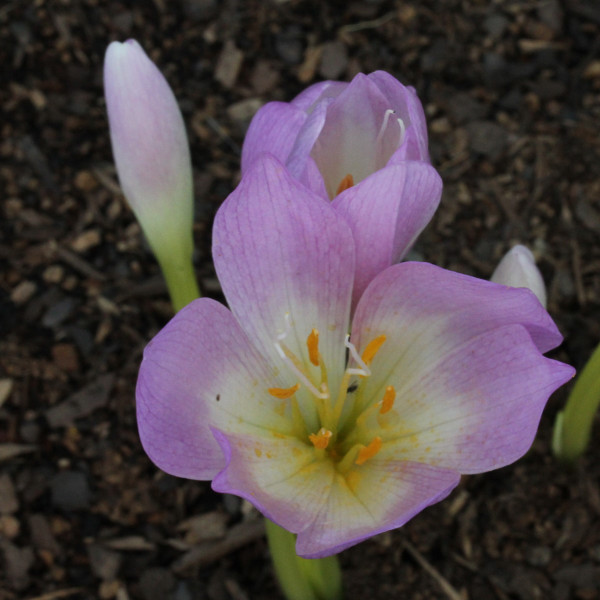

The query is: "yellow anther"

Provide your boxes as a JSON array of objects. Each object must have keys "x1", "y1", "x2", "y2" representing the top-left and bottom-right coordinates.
[
  {"x1": 355, "y1": 436, "x2": 382, "y2": 465},
  {"x1": 307, "y1": 329, "x2": 320, "y2": 367},
  {"x1": 361, "y1": 335, "x2": 386, "y2": 366},
  {"x1": 268, "y1": 383, "x2": 301, "y2": 399},
  {"x1": 335, "y1": 173, "x2": 354, "y2": 196},
  {"x1": 380, "y1": 385, "x2": 395, "y2": 414},
  {"x1": 309, "y1": 427, "x2": 332, "y2": 450}
]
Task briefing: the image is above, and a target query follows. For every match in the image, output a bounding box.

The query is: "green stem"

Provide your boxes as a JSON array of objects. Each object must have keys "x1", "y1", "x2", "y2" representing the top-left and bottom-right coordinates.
[
  {"x1": 157, "y1": 251, "x2": 200, "y2": 312},
  {"x1": 553, "y1": 341, "x2": 600, "y2": 463},
  {"x1": 265, "y1": 519, "x2": 343, "y2": 600}
]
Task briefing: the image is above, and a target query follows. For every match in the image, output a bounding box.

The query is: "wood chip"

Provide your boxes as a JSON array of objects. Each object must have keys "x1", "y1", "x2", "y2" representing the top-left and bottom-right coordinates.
[
  {"x1": 0, "y1": 378, "x2": 13, "y2": 407},
  {"x1": 45, "y1": 374, "x2": 115, "y2": 428},
  {"x1": 297, "y1": 45, "x2": 323, "y2": 83},
  {"x1": 102, "y1": 536, "x2": 156, "y2": 551},
  {"x1": 51, "y1": 344, "x2": 80, "y2": 373},
  {"x1": 215, "y1": 40, "x2": 244, "y2": 89},
  {"x1": 70, "y1": 229, "x2": 101, "y2": 253},
  {"x1": 172, "y1": 520, "x2": 264, "y2": 573},
  {"x1": 0, "y1": 444, "x2": 37, "y2": 463},
  {"x1": 176, "y1": 511, "x2": 229, "y2": 545},
  {"x1": 11, "y1": 281, "x2": 37, "y2": 304},
  {"x1": 583, "y1": 60, "x2": 600, "y2": 79}
]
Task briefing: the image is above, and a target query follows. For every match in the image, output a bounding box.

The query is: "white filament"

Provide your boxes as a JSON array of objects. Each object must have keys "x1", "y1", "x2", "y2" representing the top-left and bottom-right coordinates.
[
  {"x1": 274, "y1": 343, "x2": 330, "y2": 400},
  {"x1": 344, "y1": 335, "x2": 371, "y2": 377},
  {"x1": 375, "y1": 108, "x2": 406, "y2": 148},
  {"x1": 274, "y1": 313, "x2": 329, "y2": 400}
]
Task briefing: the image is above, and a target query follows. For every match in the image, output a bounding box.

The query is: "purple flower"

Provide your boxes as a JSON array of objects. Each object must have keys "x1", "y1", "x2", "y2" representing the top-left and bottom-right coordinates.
[
  {"x1": 241, "y1": 72, "x2": 442, "y2": 305},
  {"x1": 136, "y1": 156, "x2": 573, "y2": 558}
]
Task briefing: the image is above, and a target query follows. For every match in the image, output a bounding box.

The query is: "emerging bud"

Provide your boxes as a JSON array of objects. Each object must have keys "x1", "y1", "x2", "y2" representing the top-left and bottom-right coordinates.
[
  {"x1": 491, "y1": 245, "x2": 547, "y2": 307},
  {"x1": 104, "y1": 39, "x2": 198, "y2": 310}
]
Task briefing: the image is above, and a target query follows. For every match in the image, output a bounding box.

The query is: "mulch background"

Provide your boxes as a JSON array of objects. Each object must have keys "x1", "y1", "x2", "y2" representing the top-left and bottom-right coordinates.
[{"x1": 2, "y1": 0, "x2": 600, "y2": 598}]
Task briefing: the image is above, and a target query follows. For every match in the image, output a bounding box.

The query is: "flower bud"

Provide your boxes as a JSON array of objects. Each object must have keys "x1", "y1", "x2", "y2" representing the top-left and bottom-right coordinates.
[
  {"x1": 491, "y1": 245, "x2": 547, "y2": 307},
  {"x1": 104, "y1": 39, "x2": 198, "y2": 310},
  {"x1": 241, "y1": 72, "x2": 442, "y2": 305}
]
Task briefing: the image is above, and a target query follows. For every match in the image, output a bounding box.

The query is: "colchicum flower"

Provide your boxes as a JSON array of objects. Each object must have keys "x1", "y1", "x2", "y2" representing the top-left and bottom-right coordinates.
[
  {"x1": 241, "y1": 72, "x2": 442, "y2": 304},
  {"x1": 491, "y1": 245, "x2": 547, "y2": 308},
  {"x1": 137, "y1": 156, "x2": 573, "y2": 558},
  {"x1": 104, "y1": 39, "x2": 198, "y2": 310}
]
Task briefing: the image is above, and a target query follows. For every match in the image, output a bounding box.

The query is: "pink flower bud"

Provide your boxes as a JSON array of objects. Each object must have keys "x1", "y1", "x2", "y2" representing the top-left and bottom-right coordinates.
[{"x1": 104, "y1": 39, "x2": 194, "y2": 261}]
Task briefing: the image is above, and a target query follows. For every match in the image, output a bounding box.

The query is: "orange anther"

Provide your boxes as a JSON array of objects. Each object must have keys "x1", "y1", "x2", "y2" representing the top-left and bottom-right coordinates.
[
  {"x1": 307, "y1": 329, "x2": 320, "y2": 367},
  {"x1": 309, "y1": 427, "x2": 332, "y2": 450},
  {"x1": 268, "y1": 383, "x2": 301, "y2": 399},
  {"x1": 355, "y1": 436, "x2": 383, "y2": 465},
  {"x1": 361, "y1": 335, "x2": 386, "y2": 366},
  {"x1": 380, "y1": 386, "x2": 395, "y2": 414},
  {"x1": 335, "y1": 173, "x2": 354, "y2": 196}
]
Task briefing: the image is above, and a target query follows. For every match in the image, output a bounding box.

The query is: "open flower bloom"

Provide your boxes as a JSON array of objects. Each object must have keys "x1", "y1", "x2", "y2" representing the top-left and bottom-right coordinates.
[
  {"x1": 104, "y1": 39, "x2": 194, "y2": 267},
  {"x1": 241, "y1": 72, "x2": 442, "y2": 304},
  {"x1": 491, "y1": 245, "x2": 547, "y2": 308},
  {"x1": 137, "y1": 156, "x2": 573, "y2": 558}
]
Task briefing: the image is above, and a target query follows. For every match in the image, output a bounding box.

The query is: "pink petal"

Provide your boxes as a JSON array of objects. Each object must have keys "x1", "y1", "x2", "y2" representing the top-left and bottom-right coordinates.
[
  {"x1": 241, "y1": 102, "x2": 307, "y2": 175},
  {"x1": 286, "y1": 98, "x2": 331, "y2": 191},
  {"x1": 308, "y1": 74, "x2": 392, "y2": 198},
  {"x1": 211, "y1": 428, "x2": 459, "y2": 558},
  {"x1": 212, "y1": 154, "x2": 355, "y2": 397},
  {"x1": 351, "y1": 262, "x2": 574, "y2": 473},
  {"x1": 211, "y1": 429, "x2": 332, "y2": 536},
  {"x1": 376, "y1": 324, "x2": 573, "y2": 473},
  {"x1": 136, "y1": 298, "x2": 290, "y2": 480},
  {"x1": 355, "y1": 262, "x2": 564, "y2": 354},
  {"x1": 333, "y1": 163, "x2": 442, "y2": 306},
  {"x1": 295, "y1": 460, "x2": 459, "y2": 558},
  {"x1": 291, "y1": 80, "x2": 342, "y2": 111},
  {"x1": 368, "y1": 71, "x2": 430, "y2": 162}
]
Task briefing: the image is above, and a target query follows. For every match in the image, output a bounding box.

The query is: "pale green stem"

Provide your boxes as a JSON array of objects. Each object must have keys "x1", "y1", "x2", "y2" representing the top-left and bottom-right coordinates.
[
  {"x1": 156, "y1": 251, "x2": 200, "y2": 312},
  {"x1": 553, "y1": 342, "x2": 600, "y2": 463},
  {"x1": 265, "y1": 519, "x2": 343, "y2": 600}
]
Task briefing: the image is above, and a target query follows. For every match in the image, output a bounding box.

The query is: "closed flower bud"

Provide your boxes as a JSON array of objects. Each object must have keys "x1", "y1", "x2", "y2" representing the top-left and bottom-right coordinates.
[
  {"x1": 104, "y1": 39, "x2": 198, "y2": 310},
  {"x1": 491, "y1": 245, "x2": 547, "y2": 307}
]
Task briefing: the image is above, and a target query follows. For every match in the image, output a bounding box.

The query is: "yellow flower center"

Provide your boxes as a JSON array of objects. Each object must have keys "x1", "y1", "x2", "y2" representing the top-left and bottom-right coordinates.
[{"x1": 267, "y1": 319, "x2": 396, "y2": 471}]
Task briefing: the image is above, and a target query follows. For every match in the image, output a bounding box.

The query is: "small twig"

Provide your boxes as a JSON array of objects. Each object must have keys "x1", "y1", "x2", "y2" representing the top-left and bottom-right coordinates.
[
  {"x1": 402, "y1": 539, "x2": 465, "y2": 600},
  {"x1": 26, "y1": 589, "x2": 85, "y2": 600},
  {"x1": 54, "y1": 245, "x2": 106, "y2": 281},
  {"x1": 338, "y1": 10, "x2": 397, "y2": 34},
  {"x1": 92, "y1": 165, "x2": 122, "y2": 196},
  {"x1": 172, "y1": 519, "x2": 264, "y2": 573}
]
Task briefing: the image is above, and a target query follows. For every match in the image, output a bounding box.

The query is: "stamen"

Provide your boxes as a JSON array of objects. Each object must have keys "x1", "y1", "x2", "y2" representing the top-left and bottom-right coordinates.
[
  {"x1": 309, "y1": 427, "x2": 332, "y2": 450},
  {"x1": 335, "y1": 173, "x2": 354, "y2": 196},
  {"x1": 375, "y1": 109, "x2": 396, "y2": 145},
  {"x1": 380, "y1": 385, "x2": 395, "y2": 414},
  {"x1": 275, "y1": 342, "x2": 329, "y2": 400},
  {"x1": 375, "y1": 108, "x2": 406, "y2": 148},
  {"x1": 355, "y1": 436, "x2": 383, "y2": 466},
  {"x1": 397, "y1": 117, "x2": 406, "y2": 146},
  {"x1": 307, "y1": 329, "x2": 320, "y2": 367},
  {"x1": 345, "y1": 335, "x2": 371, "y2": 376},
  {"x1": 361, "y1": 335, "x2": 386, "y2": 366},
  {"x1": 268, "y1": 383, "x2": 301, "y2": 399}
]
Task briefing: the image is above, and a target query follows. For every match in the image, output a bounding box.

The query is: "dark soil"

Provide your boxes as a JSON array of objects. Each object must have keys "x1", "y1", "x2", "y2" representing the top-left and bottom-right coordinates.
[{"x1": 2, "y1": 1, "x2": 600, "y2": 599}]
